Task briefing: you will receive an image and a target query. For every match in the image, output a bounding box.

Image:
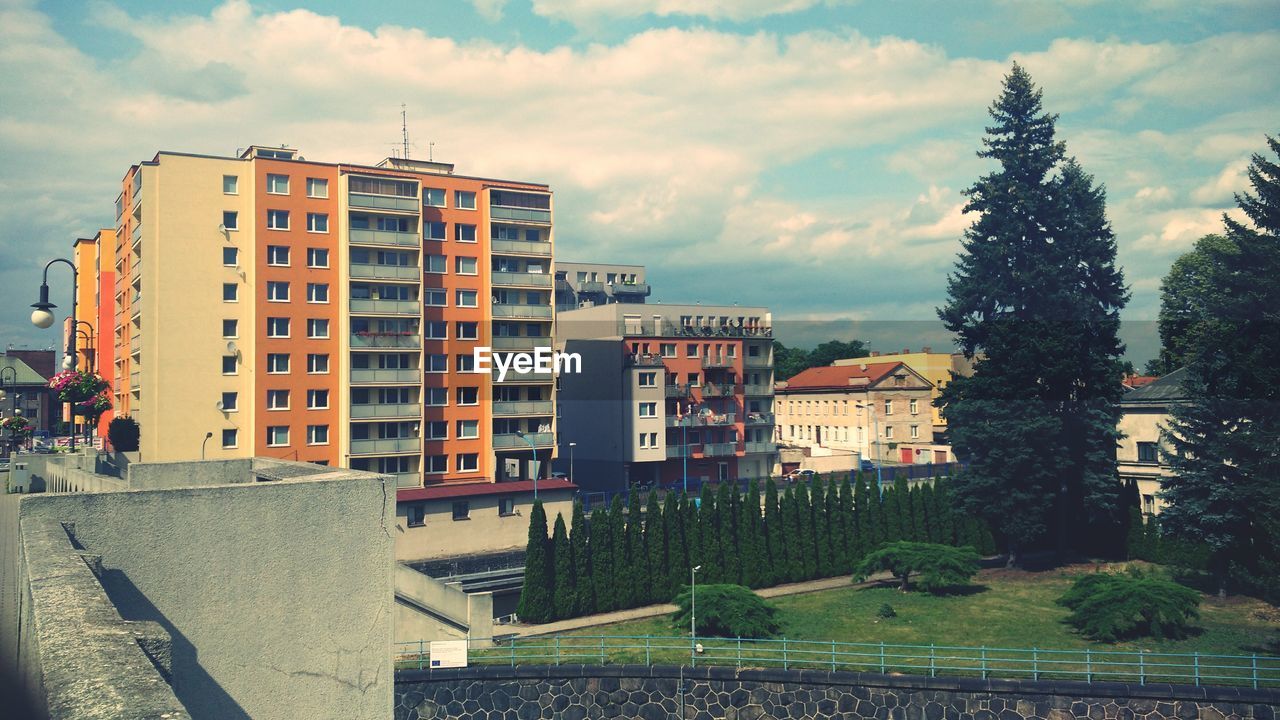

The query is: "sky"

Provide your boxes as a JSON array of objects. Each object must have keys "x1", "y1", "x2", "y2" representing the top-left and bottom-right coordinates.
[{"x1": 1, "y1": 0, "x2": 1277, "y2": 364}]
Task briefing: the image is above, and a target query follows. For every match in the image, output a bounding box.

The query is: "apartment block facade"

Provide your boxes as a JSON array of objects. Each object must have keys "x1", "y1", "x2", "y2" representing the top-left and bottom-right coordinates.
[
  {"x1": 70, "y1": 229, "x2": 116, "y2": 439},
  {"x1": 104, "y1": 145, "x2": 557, "y2": 492},
  {"x1": 553, "y1": 261, "x2": 650, "y2": 311},
  {"x1": 556, "y1": 303, "x2": 776, "y2": 492}
]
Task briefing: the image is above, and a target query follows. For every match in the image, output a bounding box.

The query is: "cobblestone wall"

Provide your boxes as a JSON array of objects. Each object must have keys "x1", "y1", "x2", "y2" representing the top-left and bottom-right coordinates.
[{"x1": 395, "y1": 665, "x2": 1278, "y2": 720}]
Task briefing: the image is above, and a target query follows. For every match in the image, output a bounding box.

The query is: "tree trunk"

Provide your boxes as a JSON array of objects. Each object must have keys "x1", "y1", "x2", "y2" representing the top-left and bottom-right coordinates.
[
  {"x1": 1006, "y1": 543, "x2": 1019, "y2": 569},
  {"x1": 899, "y1": 573, "x2": 910, "y2": 592}
]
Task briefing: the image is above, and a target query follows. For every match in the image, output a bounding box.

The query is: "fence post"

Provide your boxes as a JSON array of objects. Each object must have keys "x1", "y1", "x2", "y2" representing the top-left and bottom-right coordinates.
[
  {"x1": 783, "y1": 638, "x2": 789, "y2": 671},
  {"x1": 1193, "y1": 652, "x2": 1199, "y2": 686},
  {"x1": 930, "y1": 644, "x2": 936, "y2": 678},
  {"x1": 555, "y1": 636, "x2": 561, "y2": 665},
  {"x1": 832, "y1": 640, "x2": 837, "y2": 672},
  {"x1": 1032, "y1": 648, "x2": 1039, "y2": 681},
  {"x1": 737, "y1": 637, "x2": 742, "y2": 668},
  {"x1": 419, "y1": 639, "x2": 425, "y2": 670},
  {"x1": 980, "y1": 646, "x2": 987, "y2": 679},
  {"x1": 646, "y1": 636, "x2": 651, "y2": 666},
  {"x1": 1139, "y1": 651, "x2": 1145, "y2": 685},
  {"x1": 511, "y1": 639, "x2": 516, "y2": 667},
  {"x1": 880, "y1": 642, "x2": 886, "y2": 674},
  {"x1": 1086, "y1": 649, "x2": 1092, "y2": 683},
  {"x1": 600, "y1": 636, "x2": 606, "y2": 665},
  {"x1": 1252, "y1": 655, "x2": 1259, "y2": 690}
]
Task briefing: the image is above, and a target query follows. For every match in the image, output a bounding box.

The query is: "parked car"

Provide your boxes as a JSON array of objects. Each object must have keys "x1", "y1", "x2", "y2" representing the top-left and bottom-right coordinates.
[
  {"x1": 784, "y1": 468, "x2": 817, "y2": 483},
  {"x1": 550, "y1": 471, "x2": 568, "y2": 479},
  {"x1": 859, "y1": 459, "x2": 876, "y2": 472}
]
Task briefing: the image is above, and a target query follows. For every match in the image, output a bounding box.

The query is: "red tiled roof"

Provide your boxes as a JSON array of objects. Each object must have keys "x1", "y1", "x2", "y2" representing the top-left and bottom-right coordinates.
[
  {"x1": 781, "y1": 362, "x2": 907, "y2": 390},
  {"x1": 1122, "y1": 375, "x2": 1158, "y2": 389},
  {"x1": 397, "y1": 478, "x2": 576, "y2": 503}
]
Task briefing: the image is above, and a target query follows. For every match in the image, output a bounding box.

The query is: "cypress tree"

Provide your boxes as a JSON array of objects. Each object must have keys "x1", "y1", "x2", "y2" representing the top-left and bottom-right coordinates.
[
  {"x1": 910, "y1": 484, "x2": 929, "y2": 542},
  {"x1": 934, "y1": 478, "x2": 958, "y2": 546},
  {"x1": 591, "y1": 502, "x2": 615, "y2": 612},
  {"x1": 781, "y1": 486, "x2": 802, "y2": 582},
  {"x1": 743, "y1": 478, "x2": 764, "y2": 588},
  {"x1": 698, "y1": 484, "x2": 719, "y2": 584},
  {"x1": 645, "y1": 491, "x2": 665, "y2": 605},
  {"x1": 551, "y1": 513, "x2": 574, "y2": 619},
  {"x1": 516, "y1": 500, "x2": 553, "y2": 623},
  {"x1": 610, "y1": 495, "x2": 632, "y2": 608},
  {"x1": 852, "y1": 473, "x2": 870, "y2": 559},
  {"x1": 795, "y1": 482, "x2": 817, "y2": 580},
  {"x1": 663, "y1": 492, "x2": 685, "y2": 599},
  {"x1": 684, "y1": 490, "x2": 701, "y2": 581},
  {"x1": 762, "y1": 479, "x2": 782, "y2": 587},
  {"x1": 625, "y1": 492, "x2": 646, "y2": 607},
  {"x1": 570, "y1": 499, "x2": 594, "y2": 616},
  {"x1": 716, "y1": 482, "x2": 739, "y2": 584},
  {"x1": 832, "y1": 476, "x2": 849, "y2": 573},
  {"x1": 881, "y1": 479, "x2": 902, "y2": 542}
]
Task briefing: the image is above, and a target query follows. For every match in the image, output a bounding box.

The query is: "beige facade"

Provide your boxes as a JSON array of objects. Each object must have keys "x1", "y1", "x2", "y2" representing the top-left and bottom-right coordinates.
[
  {"x1": 393, "y1": 482, "x2": 575, "y2": 561},
  {"x1": 833, "y1": 349, "x2": 973, "y2": 433},
  {"x1": 1117, "y1": 368, "x2": 1187, "y2": 516}
]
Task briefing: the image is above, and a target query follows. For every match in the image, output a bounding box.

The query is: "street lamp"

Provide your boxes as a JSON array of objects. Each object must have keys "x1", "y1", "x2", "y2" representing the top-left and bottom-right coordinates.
[
  {"x1": 201, "y1": 432, "x2": 213, "y2": 460},
  {"x1": 0, "y1": 366, "x2": 16, "y2": 458},
  {"x1": 515, "y1": 430, "x2": 539, "y2": 500},
  {"x1": 568, "y1": 442, "x2": 576, "y2": 482},
  {"x1": 690, "y1": 565, "x2": 702, "y2": 662},
  {"x1": 856, "y1": 401, "x2": 883, "y2": 495},
  {"x1": 31, "y1": 258, "x2": 80, "y2": 451}
]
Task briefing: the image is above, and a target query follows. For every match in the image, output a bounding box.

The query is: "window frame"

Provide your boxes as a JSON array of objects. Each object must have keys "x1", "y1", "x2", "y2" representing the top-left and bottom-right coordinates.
[{"x1": 266, "y1": 173, "x2": 290, "y2": 195}]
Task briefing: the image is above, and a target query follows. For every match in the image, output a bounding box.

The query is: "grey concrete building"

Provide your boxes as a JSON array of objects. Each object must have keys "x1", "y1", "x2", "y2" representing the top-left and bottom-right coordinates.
[{"x1": 554, "y1": 261, "x2": 650, "y2": 312}]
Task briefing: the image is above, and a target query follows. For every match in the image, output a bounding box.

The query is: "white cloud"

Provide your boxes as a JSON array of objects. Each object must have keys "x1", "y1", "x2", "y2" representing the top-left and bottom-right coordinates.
[
  {"x1": 471, "y1": 0, "x2": 508, "y2": 21},
  {"x1": 1191, "y1": 158, "x2": 1251, "y2": 205},
  {"x1": 530, "y1": 0, "x2": 849, "y2": 23}
]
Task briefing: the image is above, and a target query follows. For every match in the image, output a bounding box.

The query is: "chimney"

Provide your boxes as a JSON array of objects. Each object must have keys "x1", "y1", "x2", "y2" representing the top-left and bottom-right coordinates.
[
  {"x1": 922, "y1": 346, "x2": 932, "y2": 353},
  {"x1": 902, "y1": 348, "x2": 910, "y2": 354},
  {"x1": 870, "y1": 351, "x2": 879, "y2": 357}
]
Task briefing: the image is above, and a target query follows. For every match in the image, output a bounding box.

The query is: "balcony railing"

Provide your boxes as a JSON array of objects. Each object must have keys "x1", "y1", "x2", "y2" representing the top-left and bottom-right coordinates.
[
  {"x1": 491, "y1": 239, "x2": 551, "y2": 256},
  {"x1": 666, "y1": 445, "x2": 688, "y2": 459},
  {"x1": 576, "y1": 281, "x2": 605, "y2": 294},
  {"x1": 744, "y1": 383, "x2": 774, "y2": 396},
  {"x1": 745, "y1": 413, "x2": 774, "y2": 425},
  {"x1": 350, "y1": 333, "x2": 421, "y2": 349},
  {"x1": 491, "y1": 336, "x2": 552, "y2": 351},
  {"x1": 351, "y1": 263, "x2": 420, "y2": 281},
  {"x1": 130, "y1": 336, "x2": 140, "y2": 355},
  {"x1": 625, "y1": 353, "x2": 665, "y2": 368},
  {"x1": 493, "y1": 432, "x2": 555, "y2": 449},
  {"x1": 348, "y1": 192, "x2": 419, "y2": 212},
  {"x1": 130, "y1": 371, "x2": 140, "y2": 388},
  {"x1": 492, "y1": 368, "x2": 554, "y2": 384},
  {"x1": 351, "y1": 403, "x2": 422, "y2": 419},
  {"x1": 351, "y1": 368, "x2": 420, "y2": 384},
  {"x1": 492, "y1": 304, "x2": 553, "y2": 319},
  {"x1": 492, "y1": 400, "x2": 554, "y2": 417},
  {"x1": 701, "y1": 383, "x2": 735, "y2": 398},
  {"x1": 702, "y1": 442, "x2": 738, "y2": 457},
  {"x1": 744, "y1": 441, "x2": 776, "y2": 454},
  {"x1": 349, "y1": 298, "x2": 420, "y2": 315},
  {"x1": 490, "y1": 206, "x2": 551, "y2": 224},
  {"x1": 744, "y1": 355, "x2": 772, "y2": 367},
  {"x1": 665, "y1": 383, "x2": 691, "y2": 398},
  {"x1": 491, "y1": 271, "x2": 552, "y2": 288},
  {"x1": 702, "y1": 356, "x2": 735, "y2": 369},
  {"x1": 393, "y1": 472, "x2": 421, "y2": 489},
  {"x1": 129, "y1": 261, "x2": 141, "y2": 284},
  {"x1": 349, "y1": 437, "x2": 421, "y2": 455},
  {"x1": 704, "y1": 413, "x2": 737, "y2": 426},
  {"x1": 130, "y1": 223, "x2": 142, "y2": 246},
  {"x1": 608, "y1": 282, "x2": 650, "y2": 296},
  {"x1": 619, "y1": 320, "x2": 773, "y2": 339},
  {"x1": 349, "y1": 228, "x2": 419, "y2": 247}
]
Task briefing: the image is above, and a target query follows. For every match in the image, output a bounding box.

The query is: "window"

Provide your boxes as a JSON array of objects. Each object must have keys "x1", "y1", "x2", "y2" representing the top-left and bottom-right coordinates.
[
  {"x1": 425, "y1": 388, "x2": 448, "y2": 406},
  {"x1": 455, "y1": 191, "x2": 476, "y2": 210},
  {"x1": 909, "y1": 399, "x2": 919, "y2": 415},
  {"x1": 267, "y1": 389, "x2": 290, "y2": 410},
  {"x1": 222, "y1": 319, "x2": 238, "y2": 338},
  {"x1": 220, "y1": 392, "x2": 237, "y2": 412},
  {"x1": 687, "y1": 344, "x2": 699, "y2": 358},
  {"x1": 456, "y1": 322, "x2": 478, "y2": 340},
  {"x1": 423, "y1": 187, "x2": 445, "y2": 207},
  {"x1": 267, "y1": 317, "x2": 290, "y2": 337},
  {"x1": 639, "y1": 372, "x2": 656, "y2": 387},
  {"x1": 639, "y1": 402, "x2": 657, "y2": 417},
  {"x1": 307, "y1": 319, "x2": 330, "y2": 339},
  {"x1": 306, "y1": 177, "x2": 328, "y2": 198},
  {"x1": 307, "y1": 353, "x2": 329, "y2": 374},
  {"x1": 427, "y1": 354, "x2": 448, "y2": 373},
  {"x1": 884, "y1": 400, "x2": 893, "y2": 415},
  {"x1": 222, "y1": 283, "x2": 238, "y2": 302},
  {"x1": 456, "y1": 353, "x2": 475, "y2": 372},
  {"x1": 426, "y1": 455, "x2": 448, "y2": 475},
  {"x1": 221, "y1": 355, "x2": 238, "y2": 375},
  {"x1": 498, "y1": 498, "x2": 515, "y2": 516},
  {"x1": 455, "y1": 224, "x2": 476, "y2": 242},
  {"x1": 267, "y1": 353, "x2": 290, "y2": 373},
  {"x1": 456, "y1": 257, "x2": 477, "y2": 275},
  {"x1": 266, "y1": 174, "x2": 289, "y2": 194},
  {"x1": 307, "y1": 213, "x2": 329, "y2": 233},
  {"x1": 660, "y1": 343, "x2": 676, "y2": 358},
  {"x1": 267, "y1": 209, "x2": 289, "y2": 230},
  {"x1": 425, "y1": 254, "x2": 447, "y2": 273},
  {"x1": 687, "y1": 372, "x2": 700, "y2": 387},
  {"x1": 910, "y1": 425, "x2": 919, "y2": 439},
  {"x1": 307, "y1": 248, "x2": 329, "y2": 268},
  {"x1": 408, "y1": 504, "x2": 425, "y2": 527},
  {"x1": 307, "y1": 283, "x2": 329, "y2": 303},
  {"x1": 267, "y1": 245, "x2": 290, "y2": 266},
  {"x1": 222, "y1": 247, "x2": 238, "y2": 266},
  {"x1": 221, "y1": 428, "x2": 238, "y2": 448},
  {"x1": 426, "y1": 421, "x2": 448, "y2": 440},
  {"x1": 424, "y1": 221, "x2": 446, "y2": 240},
  {"x1": 223, "y1": 175, "x2": 238, "y2": 194},
  {"x1": 1137, "y1": 442, "x2": 1159, "y2": 463},
  {"x1": 452, "y1": 501, "x2": 470, "y2": 520},
  {"x1": 457, "y1": 387, "x2": 479, "y2": 406},
  {"x1": 266, "y1": 281, "x2": 290, "y2": 302},
  {"x1": 307, "y1": 425, "x2": 329, "y2": 445},
  {"x1": 222, "y1": 211, "x2": 238, "y2": 231},
  {"x1": 266, "y1": 426, "x2": 290, "y2": 447},
  {"x1": 424, "y1": 321, "x2": 447, "y2": 340},
  {"x1": 1142, "y1": 494, "x2": 1155, "y2": 515},
  {"x1": 424, "y1": 289, "x2": 446, "y2": 306},
  {"x1": 457, "y1": 420, "x2": 479, "y2": 439},
  {"x1": 456, "y1": 290, "x2": 478, "y2": 307},
  {"x1": 884, "y1": 426, "x2": 894, "y2": 440}
]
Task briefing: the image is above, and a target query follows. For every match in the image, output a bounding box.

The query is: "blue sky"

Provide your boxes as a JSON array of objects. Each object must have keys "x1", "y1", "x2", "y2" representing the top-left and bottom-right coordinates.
[{"x1": 3, "y1": 0, "x2": 1278, "y2": 363}]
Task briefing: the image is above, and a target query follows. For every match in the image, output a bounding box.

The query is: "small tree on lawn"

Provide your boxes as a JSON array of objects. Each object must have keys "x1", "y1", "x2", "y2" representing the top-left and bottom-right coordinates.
[
  {"x1": 550, "y1": 513, "x2": 574, "y2": 619},
  {"x1": 671, "y1": 584, "x2": 781, "y2": 638},
  {"x1": 1057, "y1": 569, "x2": 1201, "y2": 641},
  {"x1": 516, "y1": 501, "x2": 553, "y2": 623},
  {"x1": 853, "y1": 541, "x2": 981, "y2": 594}
]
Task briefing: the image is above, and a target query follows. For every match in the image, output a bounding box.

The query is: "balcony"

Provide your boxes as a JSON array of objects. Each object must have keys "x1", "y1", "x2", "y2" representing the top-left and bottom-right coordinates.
[
  {"x1": 608, "y1": 281, "x2": 650, "y2": 297},
  {"x1": 492, "y1": 304, "x2": 553, "y2": 319},
  {"x1": 351, "y1": 263, "x2": 420, "y2": 281},
  {"x1": 622, "y1": 320, "x2": 773, "y2": 339},
  {"x1": 350, "y1": 333, "x2": 421, "y2": 349},
  {"x1": 666, "y1": 445, "x2": 688, "y2": 459},
  {"x1": 130, "y1": 223, "x2": 142, "y2": 247},
  {"x1": 492, "y1": 400, "x2": 554, "y2": 417},
  {"x1": 130, "y1": 371, "x2": 140, "y2": 389},
  {"x1": 493, "y1": 432, "x2": 555, "y2": 450},
  {"x1": 744, "y1": 383, "x2": 774, "y2": 396},
  {"x1": 744, "y1": 441, "x2": 776, "y2": 454},
  {"x1": 349, "y1": 228, "x2": 419, "y2": 247},
  {"x1": 702, "y1": 356, "x2": 735, "y2": 369},
  {"x1": 704, "y1": 413, "x2": 736, "y2": 426},
  {"x1": 351, "y1": 402, "x2": 421, "y2": 419},
  {"x1": 351, "y1": 368, "x2": 420, "y2": 384},
  {"x1": 701, "y1": 383, "x2": 735, "y2": 398},
  {"x1": 665, "y1": 383, "x2": 691, "y2": 398},
  {"x1": 350, "y1": 437, "x2": 421, "y2": 455},
  {"x1": 130, "y1": 336, "x2": 140, "y2": 355},
  {"x1": 491, "y1": 271, "x2": 552, "y2": 288},
  {"x1": 625, "y1": 353, "x2": 665, "y2": 368},
  {"x1": 349, "y1": 298, "x2": 419, "y2": 315},
  {"x1": 491, "y1": 239, "x2": 551, "y2": 257},
  {"x1": 492, "y1": 368, "x2": 553, "y2": 384},
  {"x1": 744, "y1": 354, "x2": 772, "y2": 367},
  {"x1": 490, "y1": 206, "x2": 551, "y2": 225},
  {"x1": 702, "y1": 442, "x2": 738, "y2": 457},
  {"x1": 129, "y1": 261, "x2": 141, "y2": 285},
  {"x1": 744, "y1": 412, "x2": 775, "y2": 425},
  {"x1": 576, "y1": 281, "x2": 605, "y2": 294},
  {"x1": 491, "y1": 336, "x2": 551, "y2": 351},
  {"x1": 348, "y1": 192, "x2": 418, "y2": 213},
  {"x1": 393, "y1": 472, "x2": 421, "y2": 489}
]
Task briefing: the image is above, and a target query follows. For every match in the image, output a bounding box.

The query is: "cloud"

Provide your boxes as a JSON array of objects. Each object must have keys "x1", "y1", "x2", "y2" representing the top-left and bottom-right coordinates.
[
  {"x1": 471, "y1": 0, "x2": 508, "y2": 21},
  {"x1": 529, "y1": 0, "x2": 850, "y2": 24},
  {"x1": 1191, "y1": 158, "x2": 1251, "y2": 205}
]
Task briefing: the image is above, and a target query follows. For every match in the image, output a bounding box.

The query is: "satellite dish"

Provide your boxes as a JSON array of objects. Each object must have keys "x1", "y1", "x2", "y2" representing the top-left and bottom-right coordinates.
[
  {"x1": 215, "y1": 400, "x2": 225, "y2": 411},
  {"x1": 226, "y1": 341, "x2": 238, "y2": 355},
  {"x1": 218, "y1": 223, "x2": 227, "y2": 233}
]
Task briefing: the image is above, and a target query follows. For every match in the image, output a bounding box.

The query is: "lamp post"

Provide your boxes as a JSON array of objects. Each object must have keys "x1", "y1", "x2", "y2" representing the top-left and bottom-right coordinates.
[
  {"x1": 31, "y1": 258, "x2": 79, "y2": 451},
  {"x1": 856, "y1": 401, "x2": 883, "y2": 495},
  {"x1": 690, "y1": 565, "x2": 702, "y2": 651},
  {"x1": 69, "y1": 320, "x2": 96, "y2": 372},
  {"x1": 568, "y1": 442, "x2": 576, "y2": 483},
  {"x1": 516, "y1": 430, "x2": 539, "y2": 500},
  {"x1": 201, "y1": 432, "x2": 213, "y2": 460}
]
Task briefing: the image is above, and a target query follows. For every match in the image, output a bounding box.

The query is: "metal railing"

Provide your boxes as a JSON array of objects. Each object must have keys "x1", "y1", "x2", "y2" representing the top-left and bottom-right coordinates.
[
  {"x1": 394, "y1": 635, "x2": 1280, "y2": 689},
  {"x1": 491, "y1": 271, "x2": 553, "y2": 288}
]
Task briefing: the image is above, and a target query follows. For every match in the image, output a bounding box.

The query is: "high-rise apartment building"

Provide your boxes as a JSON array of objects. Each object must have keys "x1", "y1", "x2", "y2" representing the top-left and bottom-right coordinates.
[
  {"x1": 553, "y1": 261, "x2": 649, "y2": 311},
  {"x1": 70, "y1": 229, "x2": 116, "y2": 440},
  {"x1": 556, "y1": 303, "x2": 776, "y2": 492},
  {"x1": 106, "y1": 145, "x2": 557, "y2": 492}
]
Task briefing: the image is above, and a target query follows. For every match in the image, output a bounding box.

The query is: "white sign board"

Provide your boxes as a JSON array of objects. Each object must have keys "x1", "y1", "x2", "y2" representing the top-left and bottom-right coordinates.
[{"x1": 429, "y1": 640, "x2": 468, "y2": 669}]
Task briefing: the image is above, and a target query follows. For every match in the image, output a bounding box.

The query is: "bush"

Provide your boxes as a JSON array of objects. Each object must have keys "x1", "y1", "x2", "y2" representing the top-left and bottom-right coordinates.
[
  {"x1": 107, "y1": 416, "x2": 140, "y2": 452},
  {"x1": 853, "y1": 541, "x2": 980, "y2": 594},
  {"x1": 876, "y1": 603, "x2": 897, "y2": 619},
  {"x1": 671, "y1": 584, "x2": 780, "y2": 638},
  {"x1": 1057, "y1": 568, "x2": 1200, "y2": 641}
]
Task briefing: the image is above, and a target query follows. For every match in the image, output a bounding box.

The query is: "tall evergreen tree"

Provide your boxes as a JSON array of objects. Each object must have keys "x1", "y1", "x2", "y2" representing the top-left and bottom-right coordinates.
[
  {"x1": 684, "y1": 490, "x2": 701, "y2": 579},
  {"x1": 1160, "y1": 135, "x2": 1280, "y2": 599},
  {"x1": 645, "y1": 491, "x2": 665, "y2": 605},
  {"x1": 570, "y1": 499, "x2": 594, "y2": 616},
  {"x1": 663, "y1": 492, "x2": 686, "y2": 599},
  {"x1": 837, "y1": 475, "x2": 856, "y2": 571},
  {"x1": 551, "y1": 513, "x2": 574, "y2": 619},
  {"x1": 1145, "y1": 234, "x2": 1235, "y2": 376},
  {"x1": 937, "y1": 64, "x2": 1128, "y2": 564},
  {"x1": 763, "y1": 480, "x2": 782, "y2": 587},
  {"x1": 782, "y1": 486, "x2": 803, "y2": 582},
  {"x1": 591, "y1": 502, "x2": 615, "y2": 612},
  {"x1": 610, "y1": 496, "x2": 632, "y2": 608},
  {"x1": 795, "y1": 482, "x2": 817, "y2": 580},
  {"x1": 852, "y1": 473, "x2": 871, "y2": 556},
  {"x1": 933, "y1": 478, "x2": 958, "y2": 546},
  {"x1": 698, "y1": 484, "x2": 719, "y2": 584},
  {"x1": 624, "y1": 492, "x2": 647, "y2": 606},
  {"x1": 516, "y1": 500, "x2": 553, "y2": 623},
  {"x1": 743, "y1": 478, "x2": 765, "y2": 588},
  {"x1": 716, "y1": 482, "x2": 739, "y2": 584},
  {"x1": 909, "y1": 484, "x2": 929, "y2": 542}
]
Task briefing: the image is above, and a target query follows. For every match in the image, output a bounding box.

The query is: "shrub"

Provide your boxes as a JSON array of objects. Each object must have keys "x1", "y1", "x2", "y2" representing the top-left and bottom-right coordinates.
[
  {"x1": 107, "y1": 416, "x2": 140, "y2": 452},
  {"x1": 876, "y1": 603, "x2": 897, "y2": 619},
  {"x1": 853, "y1": 541, "x2": 980, "y2": 593},
  {"x1": 1057, "y1": 568, "x2": 1200, "y2": 641},
  {"x1": 672, "y1": 584, "x2": 780, "y2": 638}
]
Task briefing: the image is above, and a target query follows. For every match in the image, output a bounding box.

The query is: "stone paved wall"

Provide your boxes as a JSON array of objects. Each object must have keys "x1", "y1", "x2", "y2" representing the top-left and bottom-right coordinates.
[{"x1": 395, "y1": 665, "x2": 1279, "y2": 720}]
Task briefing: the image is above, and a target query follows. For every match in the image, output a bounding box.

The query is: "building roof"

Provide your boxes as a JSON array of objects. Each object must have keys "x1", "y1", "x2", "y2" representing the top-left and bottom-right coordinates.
[
  {"x1": 780, "y1": 361, "x2": 928, "y2": 391},
  {"x1": 1122, "y1": 375, "x2": 1158, "y2": 389},
  {"x1": 0, "y1": 354, "x2": 48, "y2": 384},
  {"x1": 397, "y1": 478, "x2": 577, "y2": 503},
  {"x1": 1121, "y1": 368, "x2": 1189, "y2": 404}
]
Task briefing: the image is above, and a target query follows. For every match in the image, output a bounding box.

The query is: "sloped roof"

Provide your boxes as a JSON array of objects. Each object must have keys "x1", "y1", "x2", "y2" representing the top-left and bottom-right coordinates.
[
  {"x1": 1121, "y1": 367, "x2": 1189, "y2": 404},
  {"x1": 0, "y1": 354, "x2": 48, "y2": 384},
  {"x1": 781, "y1": 361, "x2": 930, "y2": 391}
]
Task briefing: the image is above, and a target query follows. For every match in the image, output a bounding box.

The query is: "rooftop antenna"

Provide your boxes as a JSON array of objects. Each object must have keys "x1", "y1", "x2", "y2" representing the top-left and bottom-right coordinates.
[
  {"x1": 400, "y1": 104, "x2": 410, "y2": 160},
  {"x1": 429, "y1": 142, "x2": 435, "y2": 162}
]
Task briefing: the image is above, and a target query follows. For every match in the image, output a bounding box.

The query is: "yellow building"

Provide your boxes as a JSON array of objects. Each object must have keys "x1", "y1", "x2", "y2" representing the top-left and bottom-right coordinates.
[
  {"x1": 833, "y1": 348, "x2": 973, "y2": 436},
  {"x1": 1117, "y1": 368, "x2": 1187, "y2": 516}
]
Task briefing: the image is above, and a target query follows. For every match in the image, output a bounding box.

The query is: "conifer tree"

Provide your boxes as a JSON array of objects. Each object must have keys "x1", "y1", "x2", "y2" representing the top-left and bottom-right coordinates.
[
  {"x1": 716, "y1": 482, "x2": 739, "y2": 584},
  {"x1": 763, "y1": 480, "x2": 782, "y2": 587},
  {"x1": 662, "y1": 492, "x2": 685, "y2": 598},
  {"x1": 852, "y1": 473, "x2": 871, "y2": 557},
  {"x1": 698, "y1": 484, "x2": 719, "y2": 584},
  {"x1": 570, "y1": 499, "x2": 594, "y2": 615},
  {"x1": 684, "y1": 490, "x2": 701, "y2": 579},
  {"x1": 611, "y1": 496, "x2": 632, "y2": 608},
  {"x1": 591, "y1": 502, "x2": 615, "y2": 612},
  {"x1": 782, "y1": 486, "x2": 802, "y2": 582},
  {"x1": 834, "y1": 475, "x2": 853, "y2": 571},
  {"x1": 551, "y1": 513, "x2": 574, "y2": 619},
  {"x1": 910, "y1": 484, "x2": 929, "y2": 542},
  {"x1": 516, "y1": 500, "x2": 553, "y2": 623},
  {"x1": 795, "y1": 482, "x2": 817, "y2": 580},
  {"x1": 743, "y1": 478, "x2": 764, "y2": 588},
  {"x1": 645, "y1": 491, "x2": 665, "y2": 605},
  {"x1": 933, "y1": 478, "x2": 958, "y2": 546},
  {"x1": 624, "y1": 492, "x2": 646, "y2": 606}
]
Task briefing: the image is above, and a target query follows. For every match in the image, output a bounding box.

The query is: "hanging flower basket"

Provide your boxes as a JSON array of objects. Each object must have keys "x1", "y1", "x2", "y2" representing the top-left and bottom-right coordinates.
[
  {"x1": 0, "y1": 415, "x2": 33, "y2": 440},
  {"x1": 49, "y1": 370, "x2": 110, "y2": 405},
  {"x1": 76, "y1": 391, "x2": 113, "y2": 420}
]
